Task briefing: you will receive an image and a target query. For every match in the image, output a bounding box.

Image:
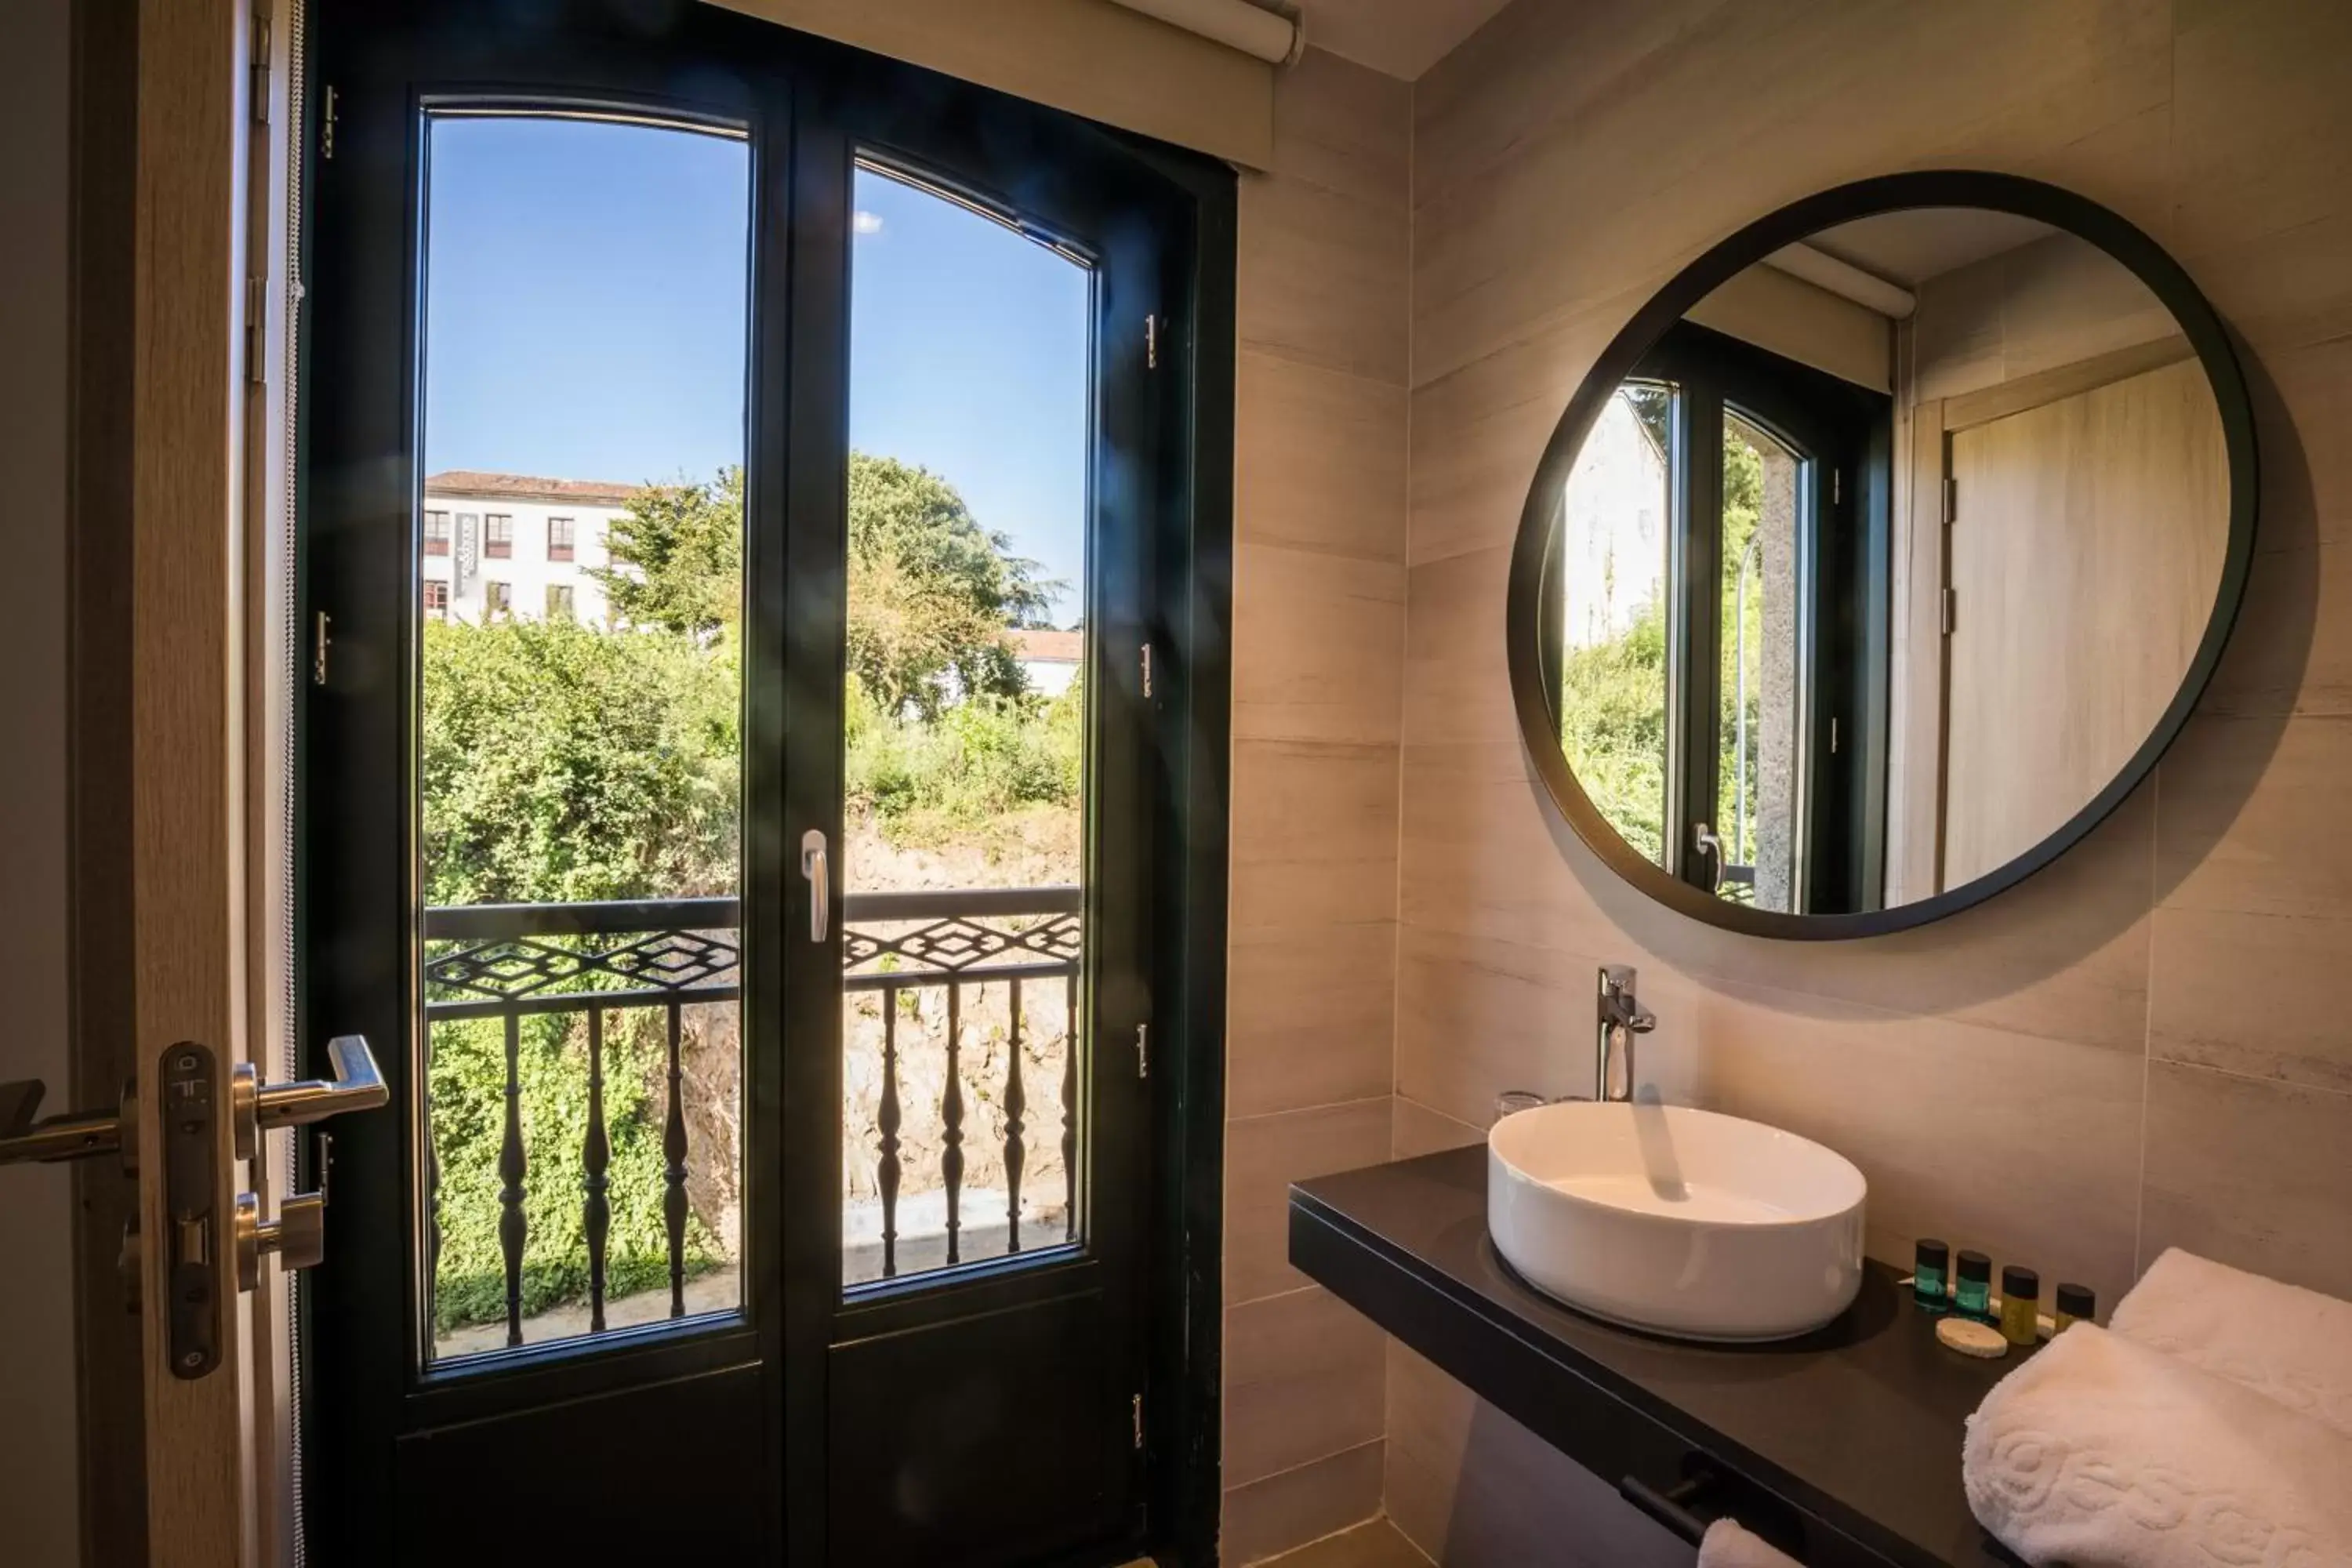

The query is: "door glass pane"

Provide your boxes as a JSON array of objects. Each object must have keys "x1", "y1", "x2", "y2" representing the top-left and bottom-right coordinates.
[
  {"x1": 842, "y1": 162, "x2": 1091, "y2": 1287},
  {"x1": 415, "y1": 114, "x2": 750, "y2": 1361},
  {"x1": 1720, "y1": 409, "x2": 1803, "y2": 911},
  {"x1": 1558, "y1": 383, "x2": 1673, "y2": 866}
]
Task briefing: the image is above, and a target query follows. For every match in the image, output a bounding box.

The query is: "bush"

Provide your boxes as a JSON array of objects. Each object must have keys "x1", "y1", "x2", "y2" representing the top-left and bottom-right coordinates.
[
  {"x1": 422, "y1": 615, "x2": 739, "y2": 907},
  {"x1": 1559, "y1": 598, "x2": 1669, "y2": 864},
  {"x1": 423, "y1": 615, "x2": 740, "y2": 1332},
  {"x1": 845, "y1": 673, "x2": 1082, "y2": 844},
  {"x1": 426, "y1": 1010, "x2": 725, "y2": 1334}
]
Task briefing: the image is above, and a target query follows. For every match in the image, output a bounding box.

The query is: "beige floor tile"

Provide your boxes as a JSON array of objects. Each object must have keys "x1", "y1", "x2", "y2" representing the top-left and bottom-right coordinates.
[
  {"x1": 1256, "y1": 1517, "x2": 1432, "y2": 1568},
  {"x1": 1223, "y1": 1441, "x2": 1385, "y2": 1567},
  {"x1": 1225, "y1": 1287, "x2": 1387, "y2": 1488}
]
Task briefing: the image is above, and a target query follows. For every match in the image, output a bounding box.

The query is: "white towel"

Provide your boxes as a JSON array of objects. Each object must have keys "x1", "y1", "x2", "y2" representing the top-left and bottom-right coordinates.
[
  {"x1": 1697, "y1": 1518, "x2": 1802, "y2": 1568},
  {"x1": 2108, "y1": 1248, "x2": 2352, "y2": 1441},
  {"x1": 1962, "y1": 1324, "x2": 2352, "y2": 1567}
]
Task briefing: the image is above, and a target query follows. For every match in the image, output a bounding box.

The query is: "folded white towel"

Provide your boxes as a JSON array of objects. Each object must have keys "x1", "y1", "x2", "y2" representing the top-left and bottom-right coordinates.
[
  {"x1": 1698, "y1": 1518, "x2": 1802, "y2": 1568},
  {"x1": 1963, "y1": 1324, "x2": 2352, "y2": 1567},
  {"x1": 2109, "y1": 1248, "x2": 2352, "y2": 1441}
]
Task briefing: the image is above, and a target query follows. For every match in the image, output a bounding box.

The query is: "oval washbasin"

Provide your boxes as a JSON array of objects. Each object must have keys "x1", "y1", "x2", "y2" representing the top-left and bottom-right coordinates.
[{"x1": 1488, "y1": 1102, "x2": 1867, "y2": 1342}]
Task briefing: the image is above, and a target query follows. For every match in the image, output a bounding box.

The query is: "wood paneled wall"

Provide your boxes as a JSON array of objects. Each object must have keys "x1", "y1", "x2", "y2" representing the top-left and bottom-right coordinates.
[
  {"x1": 1221, "y1": 46, "x2": 1413, "y2": 1566},
  {"x1": 1385, "y1": 0, "x2": 2352, "y2": 1558}
]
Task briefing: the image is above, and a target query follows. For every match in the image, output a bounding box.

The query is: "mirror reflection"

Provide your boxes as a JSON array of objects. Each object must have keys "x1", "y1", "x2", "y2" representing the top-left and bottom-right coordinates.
[{"x1": 1544, "y1": 206, "x2": 2228, "y2": 918}]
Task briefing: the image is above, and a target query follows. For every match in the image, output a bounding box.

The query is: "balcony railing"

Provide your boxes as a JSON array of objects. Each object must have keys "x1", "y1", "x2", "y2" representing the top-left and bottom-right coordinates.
[{"x1": 421, "y1": 884, "x2": 1081, "y2": 1353}]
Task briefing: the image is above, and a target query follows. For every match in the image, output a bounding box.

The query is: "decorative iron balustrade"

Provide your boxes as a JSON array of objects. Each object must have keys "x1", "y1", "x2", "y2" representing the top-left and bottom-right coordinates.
[{"x1": 421, "y1": 884, "x2": 1082, "y2": 1352}]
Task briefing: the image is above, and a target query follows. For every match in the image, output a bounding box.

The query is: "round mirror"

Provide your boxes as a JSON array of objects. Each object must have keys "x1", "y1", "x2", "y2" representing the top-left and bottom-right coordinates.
[{"x1": 1506, "y1": 173, "x2": 2256, "y2": 938}]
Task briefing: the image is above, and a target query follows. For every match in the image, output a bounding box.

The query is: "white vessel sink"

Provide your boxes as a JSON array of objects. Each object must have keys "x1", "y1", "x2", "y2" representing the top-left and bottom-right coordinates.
[{"x1": 1488, "y1": 1102, "x2": 1866, "y2": 1342}]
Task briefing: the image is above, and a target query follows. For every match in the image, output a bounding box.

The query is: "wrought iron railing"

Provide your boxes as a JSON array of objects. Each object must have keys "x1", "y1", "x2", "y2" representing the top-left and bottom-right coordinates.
[{"x1": 421, "y1": 884, "x2": 1081, "y2": 1352}]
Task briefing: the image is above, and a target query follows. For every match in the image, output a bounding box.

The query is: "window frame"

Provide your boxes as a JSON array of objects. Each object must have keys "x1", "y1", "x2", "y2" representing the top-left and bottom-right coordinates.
[
  {"x1": 546, "y1": 515, "x2": 575, "y2": 561},
  {"x1": 484, "y1": 512, "x2": 514, "y2": 558},
  {"x1": 1544, "y1": 321, "x2": 1891, "y2": 916},
  {"x1": 423, "y1": 510, "x2": 452, "y2": 556}
]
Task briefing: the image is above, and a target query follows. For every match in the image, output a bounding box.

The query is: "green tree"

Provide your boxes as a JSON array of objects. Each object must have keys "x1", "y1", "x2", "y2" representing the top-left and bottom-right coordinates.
[
  {"x1": 1559, "y1": 595, "x2": 1669, "y2": 865},
  {"x1": 420, "y1": 615, "x2": 739, "y2": 906},
  {"x1": 849, "y1": 454, "x2": 1058, "y2": 716},
  {"x1": 589, "y1": 454, "x2": 1059, "y2": 716},
  {"x1": 587, "y1": 466, "x2": 744, "y2": 638}
]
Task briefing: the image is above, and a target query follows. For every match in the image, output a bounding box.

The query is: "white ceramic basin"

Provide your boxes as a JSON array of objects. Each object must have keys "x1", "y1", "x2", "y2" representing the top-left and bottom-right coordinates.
[{"x1": 1488, "y1": 1102, "x2": 1866, "y2": 1342}]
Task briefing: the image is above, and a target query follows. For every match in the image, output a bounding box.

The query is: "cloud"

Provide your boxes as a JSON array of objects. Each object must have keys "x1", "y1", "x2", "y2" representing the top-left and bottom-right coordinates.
[{"x1": 853, "y1": 210, "x2": 884, "y2": 236}]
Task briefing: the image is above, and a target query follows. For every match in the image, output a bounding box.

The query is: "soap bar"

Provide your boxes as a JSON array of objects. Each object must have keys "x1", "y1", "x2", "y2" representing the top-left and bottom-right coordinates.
[{"x1": 1936, "y1": 1317, "x2": 2007, "y2": 1359}]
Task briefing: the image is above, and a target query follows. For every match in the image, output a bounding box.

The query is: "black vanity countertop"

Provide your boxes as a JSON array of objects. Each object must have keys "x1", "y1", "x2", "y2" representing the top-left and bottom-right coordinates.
[{"x1": 1289, "y1": 1148, "x2": 2028, "y2": 1568}]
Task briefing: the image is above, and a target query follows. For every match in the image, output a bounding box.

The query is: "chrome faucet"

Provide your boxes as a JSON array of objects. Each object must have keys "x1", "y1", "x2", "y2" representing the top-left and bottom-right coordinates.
[{"x1": 1595, "y1": 965, "x2": 1657, "y2": 1102}]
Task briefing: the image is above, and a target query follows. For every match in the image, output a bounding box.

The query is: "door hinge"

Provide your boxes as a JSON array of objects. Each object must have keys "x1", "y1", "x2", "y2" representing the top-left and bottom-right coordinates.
[
  {"x1": 312, "y1": 611, "x2": 332, "y2": 685},
  {"x1": 1831, "y1": 467, "x2": 1842, "y2": 506},
  {"x1": 244, "y1": 275, "x2": 267, "y2": 387},
  {"x1": 1134, "y1": 1023, "x2": 1149, "y2": 1080},
  {"x1": 1140, "y1": 641, "x2": 1153, "y2": 699},
  {"x1": 249, "y1": 13, "x2": 271, "y2": 125},
  {"x1": 320, "y1": 84, "x2": 338, "y2": 162},
  {"x1": 1943, "y1": 475, "x2": 1958, "y2": 524},
  {"x1": 1830, "y1": 715, "x2": 1840, "y2": 755},
  {"x1": 1131, "y1": 1392, "x2": 1145, "y2": 1450},
  {"x1": 1940, "y1": 588, "x2": 1957, "y2": 636},
  {"x1": 1145, "y1": 313, "x2": 1159, "y2": 371}
]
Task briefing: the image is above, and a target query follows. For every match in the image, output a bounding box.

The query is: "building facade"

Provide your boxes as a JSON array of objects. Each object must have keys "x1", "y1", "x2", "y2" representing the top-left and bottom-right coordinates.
[{"x1": 420, "y1": 470, "x2": 637, "y2": 626}]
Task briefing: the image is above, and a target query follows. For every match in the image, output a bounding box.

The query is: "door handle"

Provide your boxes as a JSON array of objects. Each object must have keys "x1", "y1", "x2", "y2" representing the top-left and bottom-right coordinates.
[
  {"x1": 233, "y1": 1033, "x2": 387, "y2": 1156},
  {"x1": 0, "y1": 1033, "x2": 387, "y2": 1169},
  {"x1": 802, "y1": 829, "x2": 829, "y2": 943}
]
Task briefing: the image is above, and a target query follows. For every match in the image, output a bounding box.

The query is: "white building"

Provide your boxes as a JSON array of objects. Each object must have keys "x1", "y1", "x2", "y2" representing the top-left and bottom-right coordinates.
[
  {"x1": 420, "y1": 470, "x2": 638, "y2": 626},
  {"x1": 1008, "y1": 628, "x2": 1081, "y2": 698},
  {"x1": 1559, "y1": 390, "x2": 1668, "y2": 649}
]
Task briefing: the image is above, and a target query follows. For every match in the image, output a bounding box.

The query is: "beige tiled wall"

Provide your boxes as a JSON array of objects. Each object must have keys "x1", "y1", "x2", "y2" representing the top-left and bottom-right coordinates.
[
  {"x1": 1381, "y1": 0, "x2": 2352, "y2": 1559},
  {"x1": 1221, "y1": 45, "x2": 1413, "y2": 1566}
]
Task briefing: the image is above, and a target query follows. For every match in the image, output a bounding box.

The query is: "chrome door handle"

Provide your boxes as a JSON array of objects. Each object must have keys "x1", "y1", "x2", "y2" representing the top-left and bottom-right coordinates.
[
  {"x1": 2, "y1": 1034, "x2": 387, "y2": 1169},
  {"x1": 802, "y1": 829, "x2": 829, "y2": 943}
]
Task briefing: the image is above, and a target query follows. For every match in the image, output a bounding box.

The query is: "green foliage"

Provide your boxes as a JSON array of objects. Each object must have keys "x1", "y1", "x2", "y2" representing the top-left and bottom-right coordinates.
[
  {"x1": 421, "y1": 615, "x2": 739, "y2": 906},
  {"x1": 846, "y1": 671, "x2": 1083, "y2": 844},
  {"x1": 422, "y1": 614, "x2": 741, "y2": 1332},
  {"x1": 848, "y1": 453, "x2": 1060, "y2": 718},
  {"x1": 585, "y1": 453, "x2": 1061, "y2": 719},
  {"x1": 1556, "y1": 419, "x2": 1777, "y2": 880},
  {"x1": 426, "y1": 1011, "x2": 721, "y2": 1334},
  {"x1": 1559, "y1": 596, "x2": 1669, "y2": 864},
  {"x1": 587, "y1": 466, "x2": 744, "y2": 639},
  {"x1": 422, "y1": 452, "x2": 1071, "y2": 1330},
  {"x1": 1718, "y1": 426, "x2": 1768, "y2": 895}
]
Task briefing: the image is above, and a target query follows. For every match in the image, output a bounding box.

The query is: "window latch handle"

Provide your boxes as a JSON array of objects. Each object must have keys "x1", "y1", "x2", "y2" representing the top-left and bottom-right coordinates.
[{"x1": 801, "y1": 829, "x2": 829, "y2": 944}]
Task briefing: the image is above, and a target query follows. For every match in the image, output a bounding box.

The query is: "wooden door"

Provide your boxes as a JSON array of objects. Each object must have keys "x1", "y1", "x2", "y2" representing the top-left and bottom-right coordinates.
[{"x1": 1941, "y1": 349, "x2": 2227, "y2": 886}]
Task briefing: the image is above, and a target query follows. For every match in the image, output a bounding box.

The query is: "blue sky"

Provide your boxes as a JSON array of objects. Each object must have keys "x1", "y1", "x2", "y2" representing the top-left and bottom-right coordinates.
[{"x1": 423, "y1": 117, "x2": 1091, "y2": 622}]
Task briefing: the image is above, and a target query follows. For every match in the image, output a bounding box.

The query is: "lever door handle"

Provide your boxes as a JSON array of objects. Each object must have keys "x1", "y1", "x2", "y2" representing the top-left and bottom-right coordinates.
[
  {"x1": 802, "y1": 829, "x2": 829, "y2": 944},
  {"x1": 2, "y1": 1034, "x2": 387, "y2": 1170},
  {"x1": 250, "y1": 1034, "x2": 388, "y2": 1134}
]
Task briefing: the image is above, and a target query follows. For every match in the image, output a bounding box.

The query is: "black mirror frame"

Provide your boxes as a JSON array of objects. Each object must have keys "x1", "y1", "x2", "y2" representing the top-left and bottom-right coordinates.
[{"x1": 1504, "y1": 171, "x2": 2259, "y2": 940}]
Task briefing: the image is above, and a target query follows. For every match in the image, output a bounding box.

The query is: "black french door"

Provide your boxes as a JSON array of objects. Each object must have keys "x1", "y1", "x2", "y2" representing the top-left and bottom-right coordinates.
[
  {"x1": 1628, "y1": 321, "x2": 1889, "y2": 915},
  {"x1": 299, "y1": 4, "x2": 1228, "y2": 1564}
]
